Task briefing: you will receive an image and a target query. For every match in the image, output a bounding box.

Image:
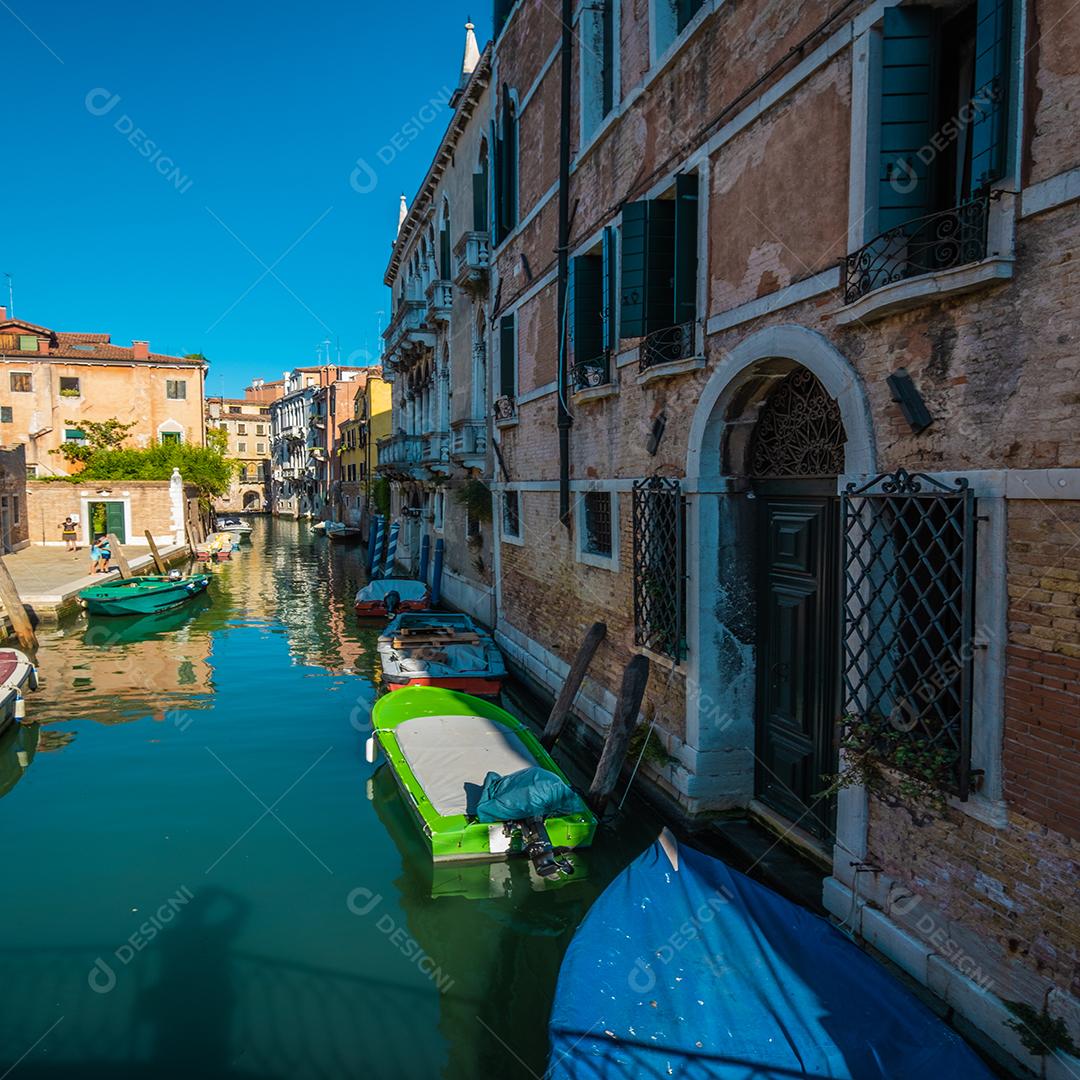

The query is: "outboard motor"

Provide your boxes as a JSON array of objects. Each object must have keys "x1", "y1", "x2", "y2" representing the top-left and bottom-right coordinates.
[
  {"x1": 384, "y1": 590, "x2": 401, "y2": 616},
  {"x1": 520, "y1": 817, "x2": 575, "y2": 878}
]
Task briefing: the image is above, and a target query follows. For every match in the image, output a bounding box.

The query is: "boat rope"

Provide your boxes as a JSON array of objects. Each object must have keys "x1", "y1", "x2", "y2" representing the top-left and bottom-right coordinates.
[{"x1": 616, "y1": 659, "x2": 679, "y2": 813}]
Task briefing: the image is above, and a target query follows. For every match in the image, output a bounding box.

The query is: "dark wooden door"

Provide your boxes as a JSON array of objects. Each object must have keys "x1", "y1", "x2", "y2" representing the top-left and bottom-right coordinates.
[{"x1": 754, "y1": 481, "x2": 839, "y2": 838}]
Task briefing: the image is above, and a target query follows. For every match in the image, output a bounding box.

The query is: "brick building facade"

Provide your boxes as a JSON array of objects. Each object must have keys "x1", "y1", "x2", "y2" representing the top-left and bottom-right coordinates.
[{"x1": 397, "y1": 0, "x2": 1079, "y2": 1071}]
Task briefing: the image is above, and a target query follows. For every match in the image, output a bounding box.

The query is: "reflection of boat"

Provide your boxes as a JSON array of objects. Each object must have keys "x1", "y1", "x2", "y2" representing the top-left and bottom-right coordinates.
[
  {"x1": 82, "y1": 592, "x2": 212, "y2": 645},
  {"x1": 215, "y1": 517, "x2": 253, "y2": 536},
  {"x1": 378, "y1": 612, "x2": 506, "y2": 695},
  {"x1": 367, "y1": 687, "x2": 595, "y2": 871},
  {"x1": 80, "y1": 573, "x2": 211, "y2": 616},
  {"x1": 354, "y1": 578, "x2": 430, "y2": 618},
  {"x1": 369, "y1": 763, "x2": 589, "y2": 900},
  {"x1": 0, "y1": 648, "x2": 38, "y2": 731},
  {"x1": 196, "y1": 531, "x2": 236, "y2": 560},
  {"x1": 549, "y1": 832, "x2": 995, "y2": 1080},
  {"x1": 0, "y1": 720, "x2": 38, "y2": 801}
]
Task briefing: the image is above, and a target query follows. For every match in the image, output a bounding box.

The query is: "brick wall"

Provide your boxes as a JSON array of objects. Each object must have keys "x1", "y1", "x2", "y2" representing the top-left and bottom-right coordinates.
[{"x1": 0, "y1": 443, "x2": 29, "y2": 550}]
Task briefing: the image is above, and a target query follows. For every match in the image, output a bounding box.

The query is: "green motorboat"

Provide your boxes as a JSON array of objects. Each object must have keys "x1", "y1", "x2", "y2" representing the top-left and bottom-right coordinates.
[
  {"x1": 367, "y1": 686, "x2": 597, "y2": 873},
  {"x1": 80, "y1": 573, "x2": 211, "y2": 616}
]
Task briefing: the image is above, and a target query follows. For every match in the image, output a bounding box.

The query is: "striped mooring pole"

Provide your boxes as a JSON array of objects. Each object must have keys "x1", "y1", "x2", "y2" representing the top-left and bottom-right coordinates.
[
  {"x1": 383, "y1": 522, "x2": 400, "y2": 578},
  {"x1": 368, "y1": 515, "x2": 384, "y2": 577},
  {"x1": 418, "y1": 533, "x2": 431, "y2": 584},
  {"x1": 432, "y1": 537, "x2": 445, "y2": 606}
]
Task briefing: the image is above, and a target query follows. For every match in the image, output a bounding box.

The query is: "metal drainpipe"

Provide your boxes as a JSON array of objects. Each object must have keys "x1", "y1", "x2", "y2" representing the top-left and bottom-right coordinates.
[{"x1": 556, "y1": 0, "x2": 573, "y2": 527}]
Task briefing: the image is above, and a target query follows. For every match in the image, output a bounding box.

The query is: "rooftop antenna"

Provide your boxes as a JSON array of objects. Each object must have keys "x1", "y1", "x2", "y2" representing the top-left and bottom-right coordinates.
[
  {"x1": 376, "y1": 309, "x2": 385, "y2": 337},
  {"x1": 4, "y1": 273, "x2": 13, "y2": 317}
]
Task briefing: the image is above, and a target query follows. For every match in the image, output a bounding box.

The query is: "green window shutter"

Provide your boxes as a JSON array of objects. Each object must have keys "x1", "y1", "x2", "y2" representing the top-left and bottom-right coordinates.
[
  {"x1": 472, "y1": 171, "x2": 488, "y2": 232},
  {"x1": 439, "y1": 227, "x2": 451, "y2": 279},
  {"x1": 570, "y1": 254, "x2": 604, "y2": 366},
  {"x1": 601, "y1": 226, "x2": 616, "y2": 350},
  {"x1": 644, "y1": 199, "x2": 676, "y2": 333},
  {"x1": 620, "y1": 200, "x2": 648, "y2": 339},
  {"x1": 878, "y1": 6, "x2": 935, "y2": 232},
  {"x1": 491, "y1": 120, "x2": 506, "y2": 242},
  {"x1": 970, "y1": 0, "x2": 1012, "y2": 191},
  {"x1": 499, "y1": 315, "x2": 516, "y2": 398},
  {"x1": 674, "y1": 173, "x2": 699, "y2": 326}
]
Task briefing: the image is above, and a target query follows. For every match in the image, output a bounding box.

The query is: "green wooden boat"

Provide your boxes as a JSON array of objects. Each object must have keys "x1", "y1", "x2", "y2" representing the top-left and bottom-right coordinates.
[
  {"x1": 367, "y1": 686, "x2": 597, "y2": 870},
  {"x1": 80, "y1": 573, "x2": 211, "y2": 616}
]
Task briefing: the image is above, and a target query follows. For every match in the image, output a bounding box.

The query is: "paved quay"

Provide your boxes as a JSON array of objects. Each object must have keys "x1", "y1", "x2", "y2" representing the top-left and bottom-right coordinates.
[{"x1": 2, "y1": 542, "x2": 189, "y2": 625}]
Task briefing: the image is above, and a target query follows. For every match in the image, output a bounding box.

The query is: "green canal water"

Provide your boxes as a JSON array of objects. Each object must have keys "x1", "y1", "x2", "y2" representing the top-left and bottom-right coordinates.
[{"x1": 0, "y1": 519, "x2": 659, "y2": 1079}]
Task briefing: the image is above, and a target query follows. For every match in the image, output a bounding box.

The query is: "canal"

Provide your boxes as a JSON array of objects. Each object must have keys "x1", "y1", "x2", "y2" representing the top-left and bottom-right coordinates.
[{"x1": 0, "y1": 519, "x2": 660, "y2": 1079}]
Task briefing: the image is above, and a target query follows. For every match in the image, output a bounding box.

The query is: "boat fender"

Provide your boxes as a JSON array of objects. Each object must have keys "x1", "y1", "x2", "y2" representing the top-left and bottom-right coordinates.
[
  {"x1": 365, "y1": 737, "x2": 377, "y2": 764},
  {"x1": 384, "y1": 590, "x2": 401, "y2": 615},
  {"x1": 16, "y1": 750, "x2": 29, "y2": 768},
  {"x1": 28, "y1": 667, "x2": 39, "y2": 691},
  {"x1": 14, "y1": 694, "x2": 25, "y2": 721}
]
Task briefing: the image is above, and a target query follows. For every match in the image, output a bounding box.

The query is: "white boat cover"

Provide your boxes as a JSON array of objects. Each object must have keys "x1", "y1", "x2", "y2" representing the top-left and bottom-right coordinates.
[
  {"x1": 356, "y1": 579, "x2": 428, "y2": 604},
  {"x1": 393, "y1": 714, "x2": 539, "y2": 816},
  {"x1": 392, "y1": 644, "x2": 490, "y2": 675}
]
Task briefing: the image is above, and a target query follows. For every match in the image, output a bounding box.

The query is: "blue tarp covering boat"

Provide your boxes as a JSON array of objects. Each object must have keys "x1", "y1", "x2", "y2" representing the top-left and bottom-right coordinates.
[{"x1": 548, "y1": 833, "x2": 995, "y2": 1079}]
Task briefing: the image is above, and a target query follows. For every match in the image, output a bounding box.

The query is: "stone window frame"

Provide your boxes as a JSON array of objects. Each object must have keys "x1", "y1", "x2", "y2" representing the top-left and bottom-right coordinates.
[
  {"x1": 166, "y1": 378, "x2": 187, "y2": 400},
  {"x1": 575, "y1": 488, "x2": 620, "y2": 571},
  {"x1": 501, "y1": 489, "x2": 524, "y2": 546},
  {"x1": 578, "y1": 0, "x2": 621, "y2": 146},
  {"x1": 9, "y1": 372, "x2": 32, "y2": 393}
]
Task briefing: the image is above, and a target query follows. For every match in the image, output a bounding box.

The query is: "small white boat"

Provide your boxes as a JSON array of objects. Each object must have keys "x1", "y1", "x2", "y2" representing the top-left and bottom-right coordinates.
[
  {"x1": 0, "y1": 649, "x2": 38, "y2": 732},
  {"x1": 378, "y1": 612, "x2": 507, "y2": 696},
  {"x1": 215, "y1": 517, "x2": 253, "y2": 536}
]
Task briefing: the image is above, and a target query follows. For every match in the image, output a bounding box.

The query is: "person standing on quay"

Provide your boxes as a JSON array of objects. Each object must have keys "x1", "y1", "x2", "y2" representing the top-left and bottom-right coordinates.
[{"x1": 60, "y1": 516, "x2": 79, "y2": 552}]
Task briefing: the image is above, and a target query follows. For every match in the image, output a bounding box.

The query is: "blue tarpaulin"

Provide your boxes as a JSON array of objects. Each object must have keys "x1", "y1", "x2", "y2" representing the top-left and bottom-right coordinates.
[
  {"x1": 548, "y1": 837, "x2": 995, "y2": 1079},
  {"x1": 474, "y1": 767, "x2": 581, "y2": 823}
]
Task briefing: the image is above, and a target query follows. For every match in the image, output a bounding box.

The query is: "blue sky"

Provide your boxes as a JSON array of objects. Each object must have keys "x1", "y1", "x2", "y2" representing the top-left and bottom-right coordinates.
[{"x1": 2, "y1": 0, "x2": 489, "y2": 396}]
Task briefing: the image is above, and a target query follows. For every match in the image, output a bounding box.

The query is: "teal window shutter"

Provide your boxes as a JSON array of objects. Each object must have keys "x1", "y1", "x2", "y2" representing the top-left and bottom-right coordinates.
[
  {"x1": 970, "y1": 0, "x2": 1012, "y2": 190},
  {"x1": 601, "y1": 0, "x2": 614, "y2": 115},
  {"x1": 644, "y1": 199, "x2": 676, "y2": 332},
  {"x1": 674, "y1": 173, "x2": 699, "y2": 326},
  {"x1": 601, "y1": 226, "x2": 616, "y2": 350},
  {"x1": 620, "y1": 201, "x2": 648, "y2": 339},
  {"x1": 491, "y1": 119, "x2": 506, "y2": 242},
  {"x1": 499, "y1": 315, "x2": 516, "y2": 398},
  {"x1": 878, "y1": 6, "x2": 935, "y2": 232},
  {"x1": 570, "y1": 253, "x2": 604, "y2": 366},
  {"x1": 472, "y1": 171, "x2": 488, "y2": 232}
]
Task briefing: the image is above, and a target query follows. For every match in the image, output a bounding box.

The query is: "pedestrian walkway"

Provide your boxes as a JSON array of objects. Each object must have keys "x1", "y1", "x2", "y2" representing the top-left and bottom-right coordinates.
[{"x1": 2, "y1": 542, "x2": 188, "y2": 623}]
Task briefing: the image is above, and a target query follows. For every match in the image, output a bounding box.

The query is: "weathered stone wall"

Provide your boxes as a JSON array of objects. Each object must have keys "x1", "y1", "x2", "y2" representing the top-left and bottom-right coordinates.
[{"x1": 0, "y1": 443, "x2": 29, "y2": 550}]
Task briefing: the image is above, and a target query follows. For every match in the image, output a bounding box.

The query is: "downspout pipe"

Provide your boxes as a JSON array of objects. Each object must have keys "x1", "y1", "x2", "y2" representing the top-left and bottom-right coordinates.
[{"x1": 556, "y1": 0, "x2": 573, "y2": 527}]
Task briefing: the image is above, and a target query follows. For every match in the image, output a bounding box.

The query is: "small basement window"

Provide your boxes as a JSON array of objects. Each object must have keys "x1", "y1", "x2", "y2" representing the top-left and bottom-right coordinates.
[
  {"x1": 59, "y1": 376, "x2": 81, "y2": 397},
  {"x1": 0, "y1": 407, "x2": 11, "y2": 423}
]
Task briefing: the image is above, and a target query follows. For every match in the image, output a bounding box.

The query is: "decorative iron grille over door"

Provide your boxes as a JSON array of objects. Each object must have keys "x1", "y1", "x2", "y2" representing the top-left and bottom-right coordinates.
[
  {"x1": 632, "y1": 476, "x2": 686, "y2": 661},
  {"x1": 841, "y1": 470, "x2": 977, "y2": 798}
]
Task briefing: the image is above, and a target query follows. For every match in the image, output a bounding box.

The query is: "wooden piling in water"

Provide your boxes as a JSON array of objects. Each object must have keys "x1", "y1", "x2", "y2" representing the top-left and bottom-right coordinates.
[
  {"x1": 145, "y1": 531, "x2": 167, "y2": 574},
  {"x1": 541, "y1": 621, "x2": 606, "y2": 749},
  {"x1": 588, "y1": 654, "x2": 650, "y2": 814},
  {"x1": 0, "y1": 558, "x2": 37, "y2": 652},
  {"x1": 104, "y1": 534, "x2": 131, "y2": 579}
]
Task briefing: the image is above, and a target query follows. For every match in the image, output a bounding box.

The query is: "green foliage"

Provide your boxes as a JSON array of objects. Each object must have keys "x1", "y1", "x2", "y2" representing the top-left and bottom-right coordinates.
[
  {"x1": 821, "y1": 716, "x2": 957, "y2": 811},
  {"x1": 50, "y1": 418, "x2": 137, "y2": 463},
  {"x1": 627, "y1": 722, "x2": 676, "y2": 769},
  {"x1": 372, "y1": 477, "x2": 391, "y2": 518},
  {"x1": 1005, "y1": 998, "x2": 1078, "y2": 1061},
  {"x1": 77, "y1": 442, "x2": 234, "y2": 502},
  {"x1": 453, "y1": 478, "x2": 493, "y2": 522}
]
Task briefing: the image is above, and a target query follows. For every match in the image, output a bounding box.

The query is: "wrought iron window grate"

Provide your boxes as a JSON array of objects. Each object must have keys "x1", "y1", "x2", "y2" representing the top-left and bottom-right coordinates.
[
  {"x1": 632, "y1": 476, "x2": 686, "y2": 661},
  {"x1": 583, "y1": 491, "x2": 613, "y2": 557},
  {"x1": 841, "y1": 470, "x2": 977, "y2": 798},
  {"x1": 843, "y1": 196, "x2": 990, "y2": 305},
  {"x1": 640, "y1": 321, "x2": 695, "y2": 372},
  {"x1": 572, "y1": 352, "x2": 611, "y2": 392}
]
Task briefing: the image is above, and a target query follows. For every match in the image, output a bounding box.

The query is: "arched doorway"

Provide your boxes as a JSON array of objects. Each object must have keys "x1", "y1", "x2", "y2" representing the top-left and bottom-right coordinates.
[
  {"x1": 242, "y1": 491, "x2": 260, "y2": 511},
  {"x1": 746, "y1": 368, "x2": 846, "y2": 838}
]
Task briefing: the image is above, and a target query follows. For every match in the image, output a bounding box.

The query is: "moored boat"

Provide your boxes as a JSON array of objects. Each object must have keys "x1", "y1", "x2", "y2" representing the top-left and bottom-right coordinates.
[
  {"x1": 548, "y1": 831, "x2": 996, "y2": 1079},
  {"x1": 367, "y1": 686, "x2": 596, "y2": 872},
  {"x1": 378, "y1": 612, "x2": 506, "y2": 695},
  {"x1": 215, "y1": 517, "x2": 253, "y2": 536},
  {"x1": 0, "y1": 649, "x2": 38, "y2": 732},
  {"x1": 327, "y1": 526, "x2": 362, "y2": 544},
  {"x1": 354, "y1": 578, "x2": 430, "y2": 618},
  {"x1": 80, "y1": 573, "x2": 211, "y2": 616}
]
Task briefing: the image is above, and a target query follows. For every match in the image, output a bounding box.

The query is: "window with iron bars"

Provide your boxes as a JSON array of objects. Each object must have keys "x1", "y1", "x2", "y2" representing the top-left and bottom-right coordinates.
[
  {"x1": 583, "y1": 491, "x2": 613, "y2": 557},
  {"x1": 841, "y1": 470, "x2": 978, "y2": 798},
  {"x1": 632, "y1": 476, "x2": 686, "y2": 661}
]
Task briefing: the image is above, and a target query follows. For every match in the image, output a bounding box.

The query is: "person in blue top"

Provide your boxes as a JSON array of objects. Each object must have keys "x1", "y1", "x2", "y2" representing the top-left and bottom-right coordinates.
[{"x1": 90, "y1": 534, "x2": 113, "y2": 574}]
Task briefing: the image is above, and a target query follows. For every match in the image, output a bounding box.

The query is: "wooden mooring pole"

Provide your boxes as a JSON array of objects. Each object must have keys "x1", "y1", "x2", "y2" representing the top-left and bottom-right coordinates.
[
  {"x1": 0, "y1": 558, "x2": 37, "y2": 652},
  {"x1": 541, "y1": 621, "x2": 606, "y2": 749},
  {"x1": 588, "y1": 654, "x2": 650, "y2": 814},
  {"x1": 104, "y1": 535, "x2": 131, "y2": 579},
  {"x1": 145, "y1": 531, "x2": 167, "y2": 574}
]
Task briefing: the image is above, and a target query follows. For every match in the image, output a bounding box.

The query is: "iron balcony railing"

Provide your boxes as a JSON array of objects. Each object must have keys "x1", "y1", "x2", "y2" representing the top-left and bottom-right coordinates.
[
  {"x1": 572, "y1": 352, "x2": 611, "y2": 392},
  {"x1": 640, "y1": 321, "x2": 695, "y2": 372},
  {"x1": 843, "y1": 196, "x2": 991, "y2": 305}
]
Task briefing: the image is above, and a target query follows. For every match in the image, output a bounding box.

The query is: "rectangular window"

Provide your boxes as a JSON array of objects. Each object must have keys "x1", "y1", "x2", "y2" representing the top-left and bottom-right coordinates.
[
  {"x1": 64, "y1": 427, "x2": 87, "y2": 442},
  {"x1": 493, "y1": 86, "x2": 519, "y2": 244},
  {"x1": 10, "y1": 372, "x2": 31, "y2": 392},
  {"x1": 581, "y1": 0, "x2": 616, "y2": 140},
  {"x1": 583, "y1": 491, "x2": 614, "y2": 557},
  {"x1": 26, "y1": 464, "x2": 37, "y2": 478},
  {"x1": 569, "y1": 227, "x2": 617, "y2": 389},
  {"x1": 0, "y1": 407, "x2": 11, "y2": 423},
  {"x1": 503, "y1": 490, "x2": 521, "y2": 538},
  {"x1": 166, "y1": 379, "x2": 187, "y2": 400},
  {"x1": 256, "y1": 424, "x2": 265, "y2": 435},
  {"x1": 237, "y1": 424, "x2": 247, "y2": 435},
  {"x1": 632, "y1": 476, "x2": 687, "y2": 661},
  {"x1": 59, "y1": 376, "x2": 80, "y2": 397},
  {"x1": 239, "y1": 467, "x2": 248, "y2": 482},
  {"x1": 237, "y1": 441, "x2": 246, "y2": 453},
  {"x1": 499, "y1": 314, "x2": 517, "y2": 399},
  {"x1": 621, "y1": 174, "x2": 698, "y2": 368},
  {"x1": 229, "y1": 406, "x2": 241, "y2": 414},
  {"x1": 160, "y1": 431, "x2": 182, "y2": 445},
  {"x1": 12, "y1": 495, "x2": 18, "y2": 524},
  {"x1": 257, "y1": 442, "x2": 265, "y2": 454}
]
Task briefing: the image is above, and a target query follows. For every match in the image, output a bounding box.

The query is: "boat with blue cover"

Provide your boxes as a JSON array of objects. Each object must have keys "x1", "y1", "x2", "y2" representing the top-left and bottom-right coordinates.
[{"x1": 548, "y1": 830, "x2": 995, "y2": 1079}]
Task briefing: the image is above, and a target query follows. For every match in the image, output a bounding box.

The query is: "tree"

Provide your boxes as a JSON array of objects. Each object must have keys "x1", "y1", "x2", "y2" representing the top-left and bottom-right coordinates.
[{"x1": 50, "y1": 418, "x2": 137, "y2": 463}]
